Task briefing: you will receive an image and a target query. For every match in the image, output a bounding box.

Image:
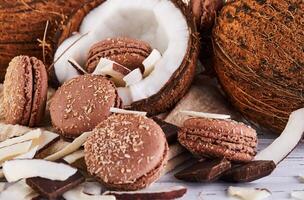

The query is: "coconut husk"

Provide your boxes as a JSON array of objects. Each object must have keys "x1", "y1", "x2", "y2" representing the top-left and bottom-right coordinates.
[
  {"x1": 53, "y1": 0, "x2": 200, "y2": 115},
  {"x1": 213, "y1": 0, "x2": 304, "y2": 133},
  {"x1": 0, "y1": 0, "x2": 94, "y2": 82}
]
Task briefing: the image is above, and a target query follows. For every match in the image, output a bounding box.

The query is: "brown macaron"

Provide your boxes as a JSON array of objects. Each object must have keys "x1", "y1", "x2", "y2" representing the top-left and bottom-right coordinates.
[
  {"x1": 178, "y1": 118, "x2": 257, "y2": 162},
  {"x1": 3, "y1": 56, "x2": 48, "y2": 127},
  {"x1": 84, "y1": 114, "x2": 169, "y2": 191},
  {"x1": 50, "y1": 74, "x2": 121, "y2": 139},
  {"x1": 86, "y1": 37, "x2": 152, "y2": 73}
]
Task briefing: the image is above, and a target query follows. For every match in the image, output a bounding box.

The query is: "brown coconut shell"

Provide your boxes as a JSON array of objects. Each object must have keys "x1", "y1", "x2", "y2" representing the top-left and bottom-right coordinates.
[
  {"x1": 0, "y1": 0, "x2": 95, "y2": 82},
  {"x1": 53, "y1": 0, "x2": 200, "y2": 115},
  {"x1": 213, "y1": 0, "x2": 304, "y2": 133}
]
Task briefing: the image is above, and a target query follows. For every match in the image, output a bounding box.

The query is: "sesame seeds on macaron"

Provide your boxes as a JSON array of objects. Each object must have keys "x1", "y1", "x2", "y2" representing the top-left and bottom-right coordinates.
[
  {"x1": 84, "y1": 114, "x2": 169, "y2": 191},
  {"x1": 50, "y1": 74, "x2": 121, "y2": 139}
]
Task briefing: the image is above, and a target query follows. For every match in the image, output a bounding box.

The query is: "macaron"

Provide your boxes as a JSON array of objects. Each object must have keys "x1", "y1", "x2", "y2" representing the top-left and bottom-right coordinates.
[
  {"x1": 3, "y1": 55, "x2": 48, "y2": 127},
  {"x1": 84, "y1": 114, "x2": 169, "y2": 191},
  {"x1": 50, "y1": 74, "x2": 121, "y2": 139},
  {"x1": 178, "y1": 118, "x2": 257, "y2": 162},
  {"x1": 86, "y1": 37, "x2": 152, "y2": 73}
]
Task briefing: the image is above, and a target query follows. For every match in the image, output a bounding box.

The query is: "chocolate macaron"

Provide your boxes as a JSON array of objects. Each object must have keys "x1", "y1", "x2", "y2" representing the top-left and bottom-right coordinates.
[
  {"x1": 86, "y1": 37, "x2": 152, "y2": 73},
  {"x1": 3, "y1": 56, "x2": 48, "y2": 127},
  {"x1": 50, "y1": 74, "x2": 121, "y2": 138},
  {"x1": 178, "y1": 118, "x2": 257, "y2": 162},
  {"x1": 84, "y1": 114, "x2": 169, "y2": 191}
]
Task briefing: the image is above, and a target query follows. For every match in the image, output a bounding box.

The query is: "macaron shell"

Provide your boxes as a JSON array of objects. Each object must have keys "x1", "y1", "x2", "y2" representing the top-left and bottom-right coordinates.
[
  {"x1": 178, "y1": 118, "x2": 257, "y2": 162},
  {"x1": 29, "y1": 57, "x2": 48, "y2": 127},
  {"x1": 86, "y1": 37, "x2": 152, "y2": 72},
  {"x1": 50, "y1": 75, "x2": 121, "y2": 138},
  {"x1": 84, "y1": 114, "x2": 168, "y2": 190},
  {"x1": 3, "y1": 56, "x2": 33, "y2": 125}
]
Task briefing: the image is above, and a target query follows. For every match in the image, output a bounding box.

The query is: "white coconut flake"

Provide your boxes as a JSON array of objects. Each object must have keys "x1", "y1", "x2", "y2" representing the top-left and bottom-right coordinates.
[
  {"x1": 123, "y1": 68, "x2": 143, "y2": 86},
  {"x1": 291, "y1": 191, "x2": 304, "y2": 200},
  {"x1": 180, "y1": 110, "x2": 231, "y2": 120},
  {"x1": 68, "y1": 58, "x2": 88, "y2": 74},
  {"x1": 0, "y1": 129, "x2": 41, "y2": 149},
  {"x1": 83, "y1": 182, "x2": 104, "y2": 195},
  {"x1": 63, "y1": 150, "x2": 84, "y2": 164},
  {"x1": 110, "y1": 107, "x2": 147, "y2": 116},
  {"x1": 45, "y1": 131, "x2": 92, "y2": 161},
  {"x1": 15, "y1": 146, "x2": 39, "y2": 159},
  {"x1": 0, "y1": 141, "x2": 32, "y2": 164},
  {"x1": 143, "y1": 49, "x2": 162, "y2": 77},
  {"x1": 3, "y1": 159, "x2": 77, "y2": 182},
  {"x1": 227, "y1": 186, "x2": 271, "y2": 200},
  {"x1": 255, "y1": 108, "x2": 304, "y2": 164},
  {"x1": 93, "y1": 58, "x2": 131, "y2": 86},
  {"x1": 36, "y1": 130, "x2": 59, "y2": 152},
  {"x1": 63, "y1": 185, "x2": 115, "y2": 200},
  {"x1": 54, "y1": 0, "x2": 189, "y2": 105},
  {"x1": 0, "y1": 180, "x2": 36, "y2": 200}
]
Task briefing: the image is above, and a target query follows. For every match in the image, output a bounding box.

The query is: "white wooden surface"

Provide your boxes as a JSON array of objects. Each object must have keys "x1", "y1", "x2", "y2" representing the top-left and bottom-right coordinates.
[{"x1": 158, "y1": 138, "x2": 304, "y2": 200}]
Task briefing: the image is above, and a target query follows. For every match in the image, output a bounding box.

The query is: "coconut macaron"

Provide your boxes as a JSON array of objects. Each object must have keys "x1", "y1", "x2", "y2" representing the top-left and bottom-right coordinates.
[
  {"x1": 3, "y1": 56, "x2": 48, "y2": 127},
  {"x1": 84, "y1": 114, "x2": 169, "y2": 191},
  {"x1": 178, "y1": 118, "x2": 257, "y2": 162},
  {"x1": 50, "y1": 74, "x2": 121, "y2": 138}
]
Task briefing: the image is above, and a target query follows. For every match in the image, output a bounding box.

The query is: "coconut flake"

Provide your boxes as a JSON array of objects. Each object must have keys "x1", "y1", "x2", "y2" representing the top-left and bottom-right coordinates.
[
  {"x1": 0, "y1": 123, "x2": 31, "y2": 142},
  {"x1": 164, "y1": 152, "x2": 192, "y2": 174},
  {"x1": 0, "y1": 129, "x2": 41, "y2": 149},
  {"x1": 45, "y1": 131, "x2": 92, "y2": 161},
  {"x1": 36, "y1": 130, "x2": 59, "y2": 152},
  {"x1": 123, "y1": 68, "x2": 143, "y2": 86},
  {"x1": 0, "y1": 141, "x2": 32, "y2": 164},
  {"x1": 110, "y1": 107, "x2": 147, "y2": 116},
  {"x1": 104, "y1": 185, "x2": 187, "y2": 199},
  {"x1": 63, "y1": 150, "x2": 84, "y2": 164},
  {"x1": 68, "y1": 58, "x2": 88, "y2": 75},
  {"x1": 227, "y1": 186, "x2": 271, "y2": 200},
  {"x1": 83, "y1": 182, "x2": 104, "y2": 195},
  {"x1": 291, "y1": 191, "x2": 304, "y2": 200},
  {"x1": 63, "y1": 185, "x2": 115, "y2": 200},
  {"x1": 93, "y1": 58, "x2": 131, "y2": 86},
  {"x1": 180, "y1": 110, "x2": 231, "y2": 120},
  {"x1": 143, "y1": 49, "x2": 162, "y2": 77},
  {"x1": 54, "y1": 0, "x2": 189, "y2": 105},
  {"x1": 3, "y1": 159, "x2": 77, "y2": 182},
  {"x1": 15, "y1": 146, "x2": 39, "y2": 159},
  {"x1": 0, "y1": 180, "x2": 36, "y2": 200},
  {"x1": 255, "y1": 108, "x2": 304, "y2": 164}
]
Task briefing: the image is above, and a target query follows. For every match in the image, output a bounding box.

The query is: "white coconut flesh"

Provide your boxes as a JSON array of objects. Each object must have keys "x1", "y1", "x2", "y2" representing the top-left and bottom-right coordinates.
[
  {"x1": 254, "y1": 108, "x2": 304, "y2": 164},
  {"x1": 54, "y1": 0, "x2": 189, "y2": 106}
]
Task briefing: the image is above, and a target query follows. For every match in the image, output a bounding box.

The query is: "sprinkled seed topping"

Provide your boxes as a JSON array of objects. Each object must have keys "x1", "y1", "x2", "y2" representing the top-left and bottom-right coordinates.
[
  {"x1": 84, "y1": 113, "x2": 167, "y2": 186},
  {"x1": 50, "y1": 74, "x2": 120, "y2": 137}
]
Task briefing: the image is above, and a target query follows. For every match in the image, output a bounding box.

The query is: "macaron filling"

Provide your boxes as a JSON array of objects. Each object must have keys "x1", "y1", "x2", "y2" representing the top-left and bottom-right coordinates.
[{"x1": 54, "y1": 0, "x2": 189, "y2": 106}]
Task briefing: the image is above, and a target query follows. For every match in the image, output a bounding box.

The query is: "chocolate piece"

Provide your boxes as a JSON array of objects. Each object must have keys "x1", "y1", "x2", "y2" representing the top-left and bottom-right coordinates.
[
  {"x1": 222, "y1": 160, "x2": 276, "y2": 183},
  {"x1": 26, "y1": 161, "x2": 84, "y2": 200},
  {"x1": 152, "y1": 117, "x2": 179, "y2": 144},
  {"x1": 174, "y1": 158, "x2": 231, "y2": 182}
]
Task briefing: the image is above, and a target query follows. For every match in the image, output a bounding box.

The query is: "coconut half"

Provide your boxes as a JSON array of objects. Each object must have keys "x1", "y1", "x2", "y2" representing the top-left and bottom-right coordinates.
[{"x1": 53, "y1": 0, "x2": 199, "y2": 115}]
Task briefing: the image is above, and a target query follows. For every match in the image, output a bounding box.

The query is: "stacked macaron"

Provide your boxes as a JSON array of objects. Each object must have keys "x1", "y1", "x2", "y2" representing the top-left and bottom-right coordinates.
[
  {"x1": 3, "y1": 56, "x2": 48, "y2": 127},
  {"x1": 178, "y1": 118, "x2": 257, "y2": 162}
]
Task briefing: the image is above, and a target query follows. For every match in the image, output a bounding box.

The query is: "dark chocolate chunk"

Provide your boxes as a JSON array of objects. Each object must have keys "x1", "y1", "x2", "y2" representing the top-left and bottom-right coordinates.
[
  {"x1": 222, "y1": 160, "x2": 276, "y2": 183},
  {"x1": 174, "y1": 158, "x2": 231, "y2": 182},
  {"x1": 152, "y1": 117, "x2": 180, "y2": 144},
  {"x1": 31, "y1": 196, "x2": 64, "y2": 200},
  {"x1": 26, "y1": 161, "x2": 84, "y2": 200}
]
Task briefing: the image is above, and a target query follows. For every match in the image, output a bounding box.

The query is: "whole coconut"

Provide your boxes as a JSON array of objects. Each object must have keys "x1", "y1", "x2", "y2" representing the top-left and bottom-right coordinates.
[
  {"x1": 213, "y1": 0, "x2": 304, "y2": 133},
  {"x1": 0, "y1": 0, "x2": 93, "y2": 82}
]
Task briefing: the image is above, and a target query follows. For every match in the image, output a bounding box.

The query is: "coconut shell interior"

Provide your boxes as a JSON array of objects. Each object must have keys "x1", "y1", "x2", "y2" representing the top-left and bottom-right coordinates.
[
  {"x1": 0, "y1": 0, "x2": 95, "y2": 83},
  {"x1": 213, "y1": 0, "x2": 304, "y2": 133},
  {"x1": 54, "y1": 0, "x2": 200, "y2": 115}
]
